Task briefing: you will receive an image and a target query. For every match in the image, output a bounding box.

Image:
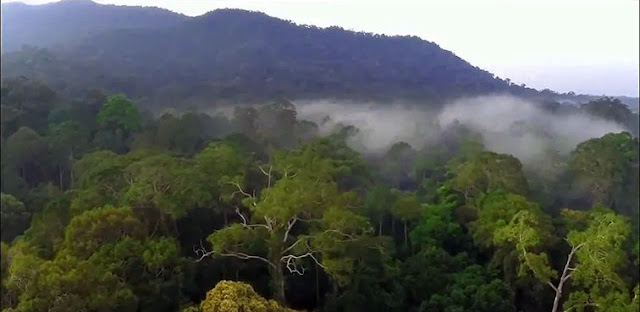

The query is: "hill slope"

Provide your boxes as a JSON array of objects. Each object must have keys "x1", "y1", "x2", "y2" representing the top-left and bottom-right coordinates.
[{"x1": 0, "y1": 1, "x2": 613, "y2": 108}]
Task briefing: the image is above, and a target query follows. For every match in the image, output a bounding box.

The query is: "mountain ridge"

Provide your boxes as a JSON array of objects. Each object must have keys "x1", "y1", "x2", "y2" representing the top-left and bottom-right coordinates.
[{"x1": 1, "y1": 0, "x2": 637, "y2": 109}]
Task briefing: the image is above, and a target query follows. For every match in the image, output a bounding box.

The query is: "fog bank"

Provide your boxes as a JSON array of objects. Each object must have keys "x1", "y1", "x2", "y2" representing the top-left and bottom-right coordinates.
[{"x1": 295, "y1": 95, "x2": 626, "y2": 166}]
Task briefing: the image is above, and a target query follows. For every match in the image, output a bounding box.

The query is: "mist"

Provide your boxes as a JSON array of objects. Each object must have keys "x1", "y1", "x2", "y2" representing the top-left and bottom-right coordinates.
[{"x1": 294, "y1": 95, "x2": 627, "y2": 168}]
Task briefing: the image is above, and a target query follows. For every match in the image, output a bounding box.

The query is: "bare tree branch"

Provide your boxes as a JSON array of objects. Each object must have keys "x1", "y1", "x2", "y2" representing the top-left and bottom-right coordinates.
[
  {"x1": 229, "y1": 182, "x2": 254, "y2": 201},
  {"x1": 281, "y1": 252, "x2": 326, "y2": 275},
  {"x1": 236, "y1": 207, "x2": 270, "y2": 229},
  {"x1": 264, "y1": 215, "x2": 276, "y2": 230},
  {"x1": 220, "y1": 252, "x2": 277, "y2": 269},
  {"x1": 281, "y1": 237, "x2": 305, "y2": 255},
  {"x1": 193, "y1": 240, "x2": 277, "y2": 269},
  {"x1": 283, "y1": 217, "x2": 298, "y2": 242},
  {"x1": 258, "y1": 165, "x2": 272, "y2": 188},
  {"x1": 322, "y1": 229, "x2": 361, "y2": 241},
  {"x1": 549, "y1": 242, "x2": 585, "y2": 312}
]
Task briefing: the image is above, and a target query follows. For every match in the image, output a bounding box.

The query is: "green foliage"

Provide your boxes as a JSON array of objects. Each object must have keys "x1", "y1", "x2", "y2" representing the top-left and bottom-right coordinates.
[
  {"x1": 97, "y1": 94, "x2": 141, "y2": 132},
  {"x1": 195, "y1": 142, "x2": 248, "y2": 203},
  {"x1": 410, "y1": 186, "x2": 465, "y2": 250},
  {"x1": 0, "y1": 77, "x2": 57, "y2": 136},
  {"x1": 121, "y1": 154, "x2": 206, "y2": 219},
  {"x1": 421, "y1": 265, "x2": 515, "y2": 312},
  {"x1": 493, "y1": 209, "x2": 557, "y2": 282},
  {"x1": 391, "y1": 193, "x2": 422, "y2": 222},
  {"x1": 71, "y1": 150, "x2": 152, "y2": 214},
  {"x1": 0, "y1": 77, "x2": 637, "y2": 312},
  {"x1": 363, "y1": 183, "x2": 396, "y2": 232},
  {"x1": 4, "y1": 127, "x2": 51, "y2": 187},
  {"x1": 1, "y1": 194, "x2": 30, "y2": 242},
  {"x1": 568, "y1": 210, "x2": 630, "y2": 289},
  {"x1": 62, "y1": 206, "x2": 147, "y2": 259},
  {"x1": 471, "y1": 192, "x2": 552, "y2": 250},
  {"x1": 133, "y1": 112, "x2": 229, "y2": 155},
  {"x1": 567, "y1": 132, "x2": 639, "y2": 216},
  {"x1": 21, "y1": 193, "x2": 71, "y2": 259},
  {"x1": 451, "y1": 151, "x2": 529, "y2": 200}
]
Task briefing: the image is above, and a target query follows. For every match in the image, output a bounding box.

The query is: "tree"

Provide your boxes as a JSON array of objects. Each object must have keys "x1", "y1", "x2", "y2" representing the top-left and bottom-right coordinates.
[
  {"x1": 391, "y1": 192, "x2": 422, "y2": 246},
  {"x1": 200, "y1": 144, "x2": 375, "y2": 304},
  {"x1": 410, "y1": 185, "x2": 466, "y2": 252},
  {"x1": 11, "y1": 205, "x2": 191, "y2": 312},
  {"x1": 199, "y1": 280, "x2": 298, "y2": 312},
  {"x1": 4, "y1": 237, "x2": 138, "y2": 312},
  {"x1": 566, "y1": 132, "x2": 639, "y2": 218},
  {"x1": 0, "y1": 77, "x2": 57, "y2": 136},
  {"x1": 0, "y1": 194, "x2": 30, "y2": 243},
  {"x1": 121, "y1": 154, "x2": 210, "y2": 233},
  {"x1": 380, "y1": 141, "x2": 417, "y2": 189},
  {"x1": 70, "y1": 150, "x2": 156, "y2": 215},
  {"x1": 421, "y1": 264, "x2": 515, "y2": 312},
  {"x1": 20, "y1": 192, "x2": 71, "y2": 259},
  {"x1": 95, "y1": 94, "x2": 141, "y2": 152},
  {"x1": 258, "y1": 99, "x2": 298, "y2": 148},
  {"x1": 233, "y1": 107, "x2": 259, "y2": 138},
  {"x1": 193, "y1": 142, "x2": 249, "y2": 224},
  {"x1": 4, "y1": 127, "x2": 50, "y2": 187},
  {"x1": 363, "y1": 184, "x2": 396, "y2": 235},
  {"x1": 47, "y1": 121, "x2": 89, "y2": 188},
  {"x1": 1, "y1": 241, "x2": 11, "y2": 309},
  {"x1": 580, "y1": 97, "x2": 638, "y2": 135},
  {"x1": 62, "y1": 205, "x2": 147, "y2": 259},
  {"x1": 470, "y1": 192, "x2": 553, "y2": 251},
  {"x1": 97, "y1": 94, "x2": 141, "y2": 133},
  {"x1": 495, "y1": 208, "x2": 632, "y2": 312},
  {"x1": 451, "y1": 151, "x2": 529, "y2": 201}
]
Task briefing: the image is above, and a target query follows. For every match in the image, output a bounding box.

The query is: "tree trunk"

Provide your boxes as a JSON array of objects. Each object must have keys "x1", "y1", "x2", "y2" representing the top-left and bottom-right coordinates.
[
  {"x1": 391, "y1": 218, "x2": 395, "y2": 238},
  {"x1": 59, "y1": 165, "x2": 64, "y2": 189},
  {"x1": 69, "y1": 150, "x2": 74, "y2": 189},
  {"x1": 378, "y1": 220, "x2": 383, "y2": 236},
  {"x1": 404, "y1": 221, "x2": 408, "y2": 247},
  {"x1": 549, "y1": 244, "x2": 581, "y2": 312},
  {"x1": 223, "y1": 209, "x2": 228, "y2": 225},
  {"x1": 270, "y1": 259, "x2": 286, "y2": 304},
  {"x1": 315, "y1": 264, "x2": 320, "y2": 304}
]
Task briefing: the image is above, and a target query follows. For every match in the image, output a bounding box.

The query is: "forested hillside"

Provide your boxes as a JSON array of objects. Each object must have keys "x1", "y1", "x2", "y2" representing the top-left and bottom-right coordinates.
[
  {"x1": 1, "y1": 2, "x2": 546, "y2": 108},
  {"x1": 3, "y1": 2, "x2": 637, "y2": 110},
  {"x1": 0, "y1": 78, "x2": 638, "y2": 312}
]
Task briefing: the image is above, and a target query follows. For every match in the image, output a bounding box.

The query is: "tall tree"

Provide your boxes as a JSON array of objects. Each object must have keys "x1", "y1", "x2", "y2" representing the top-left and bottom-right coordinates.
[
  {"x1": 495, "y1": 208, "x2": 632, "y2": 312},
  {"x1": 200, "y1": 145, "x2": 375, "y2": 304}
]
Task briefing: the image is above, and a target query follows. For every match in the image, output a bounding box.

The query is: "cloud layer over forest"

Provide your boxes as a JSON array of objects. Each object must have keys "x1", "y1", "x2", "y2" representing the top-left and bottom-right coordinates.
[{"x1": 295, "y1": 95, "x2": 626, "y2": 167}]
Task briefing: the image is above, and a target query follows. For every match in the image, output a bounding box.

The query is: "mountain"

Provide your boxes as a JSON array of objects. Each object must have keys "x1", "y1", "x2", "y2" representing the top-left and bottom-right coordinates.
[
  {"x1": 1, "y1": 1, "x2": 633, "y2": 110},
  {"x1": 1, "y1": 0, "x2": 187, "y2": 52}
]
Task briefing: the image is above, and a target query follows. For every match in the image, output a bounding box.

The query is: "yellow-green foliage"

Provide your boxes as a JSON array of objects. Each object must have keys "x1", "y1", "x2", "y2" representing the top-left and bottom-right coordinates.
[{"x1": 200, "y1": 281, "x2": 298, "y2": 312}]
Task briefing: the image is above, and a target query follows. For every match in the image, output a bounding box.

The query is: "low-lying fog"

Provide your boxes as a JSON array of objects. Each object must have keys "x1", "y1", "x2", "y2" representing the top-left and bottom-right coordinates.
[{"x1": 294, "y1": 95, "x2": 626, "y2": 166}]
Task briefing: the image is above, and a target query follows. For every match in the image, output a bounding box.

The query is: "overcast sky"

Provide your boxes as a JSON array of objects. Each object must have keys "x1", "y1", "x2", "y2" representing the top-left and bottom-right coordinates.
[{"x1": 2, "y1": 0, "x2": 639, "y2": 97}]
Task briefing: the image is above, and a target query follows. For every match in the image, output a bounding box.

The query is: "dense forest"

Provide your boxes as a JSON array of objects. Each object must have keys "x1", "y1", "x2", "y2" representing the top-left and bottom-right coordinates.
[
  {"x1": 1, "y1": 1, "x2": 639, "y2": 311},
  {"x1": 0, "y1": 76, "x2": 638, "y2": 312}
]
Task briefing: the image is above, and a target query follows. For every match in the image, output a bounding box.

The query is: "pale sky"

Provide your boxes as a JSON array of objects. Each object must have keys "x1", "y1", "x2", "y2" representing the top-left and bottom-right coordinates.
[{"x1": 3, "y1": 0, "x2": 639, "y2": 97}]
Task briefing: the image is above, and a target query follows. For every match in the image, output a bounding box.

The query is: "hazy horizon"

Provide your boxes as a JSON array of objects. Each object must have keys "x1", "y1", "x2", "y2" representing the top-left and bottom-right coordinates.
[{"x1": 2, "y1": 0, "x2": 639, "y2": 97}]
